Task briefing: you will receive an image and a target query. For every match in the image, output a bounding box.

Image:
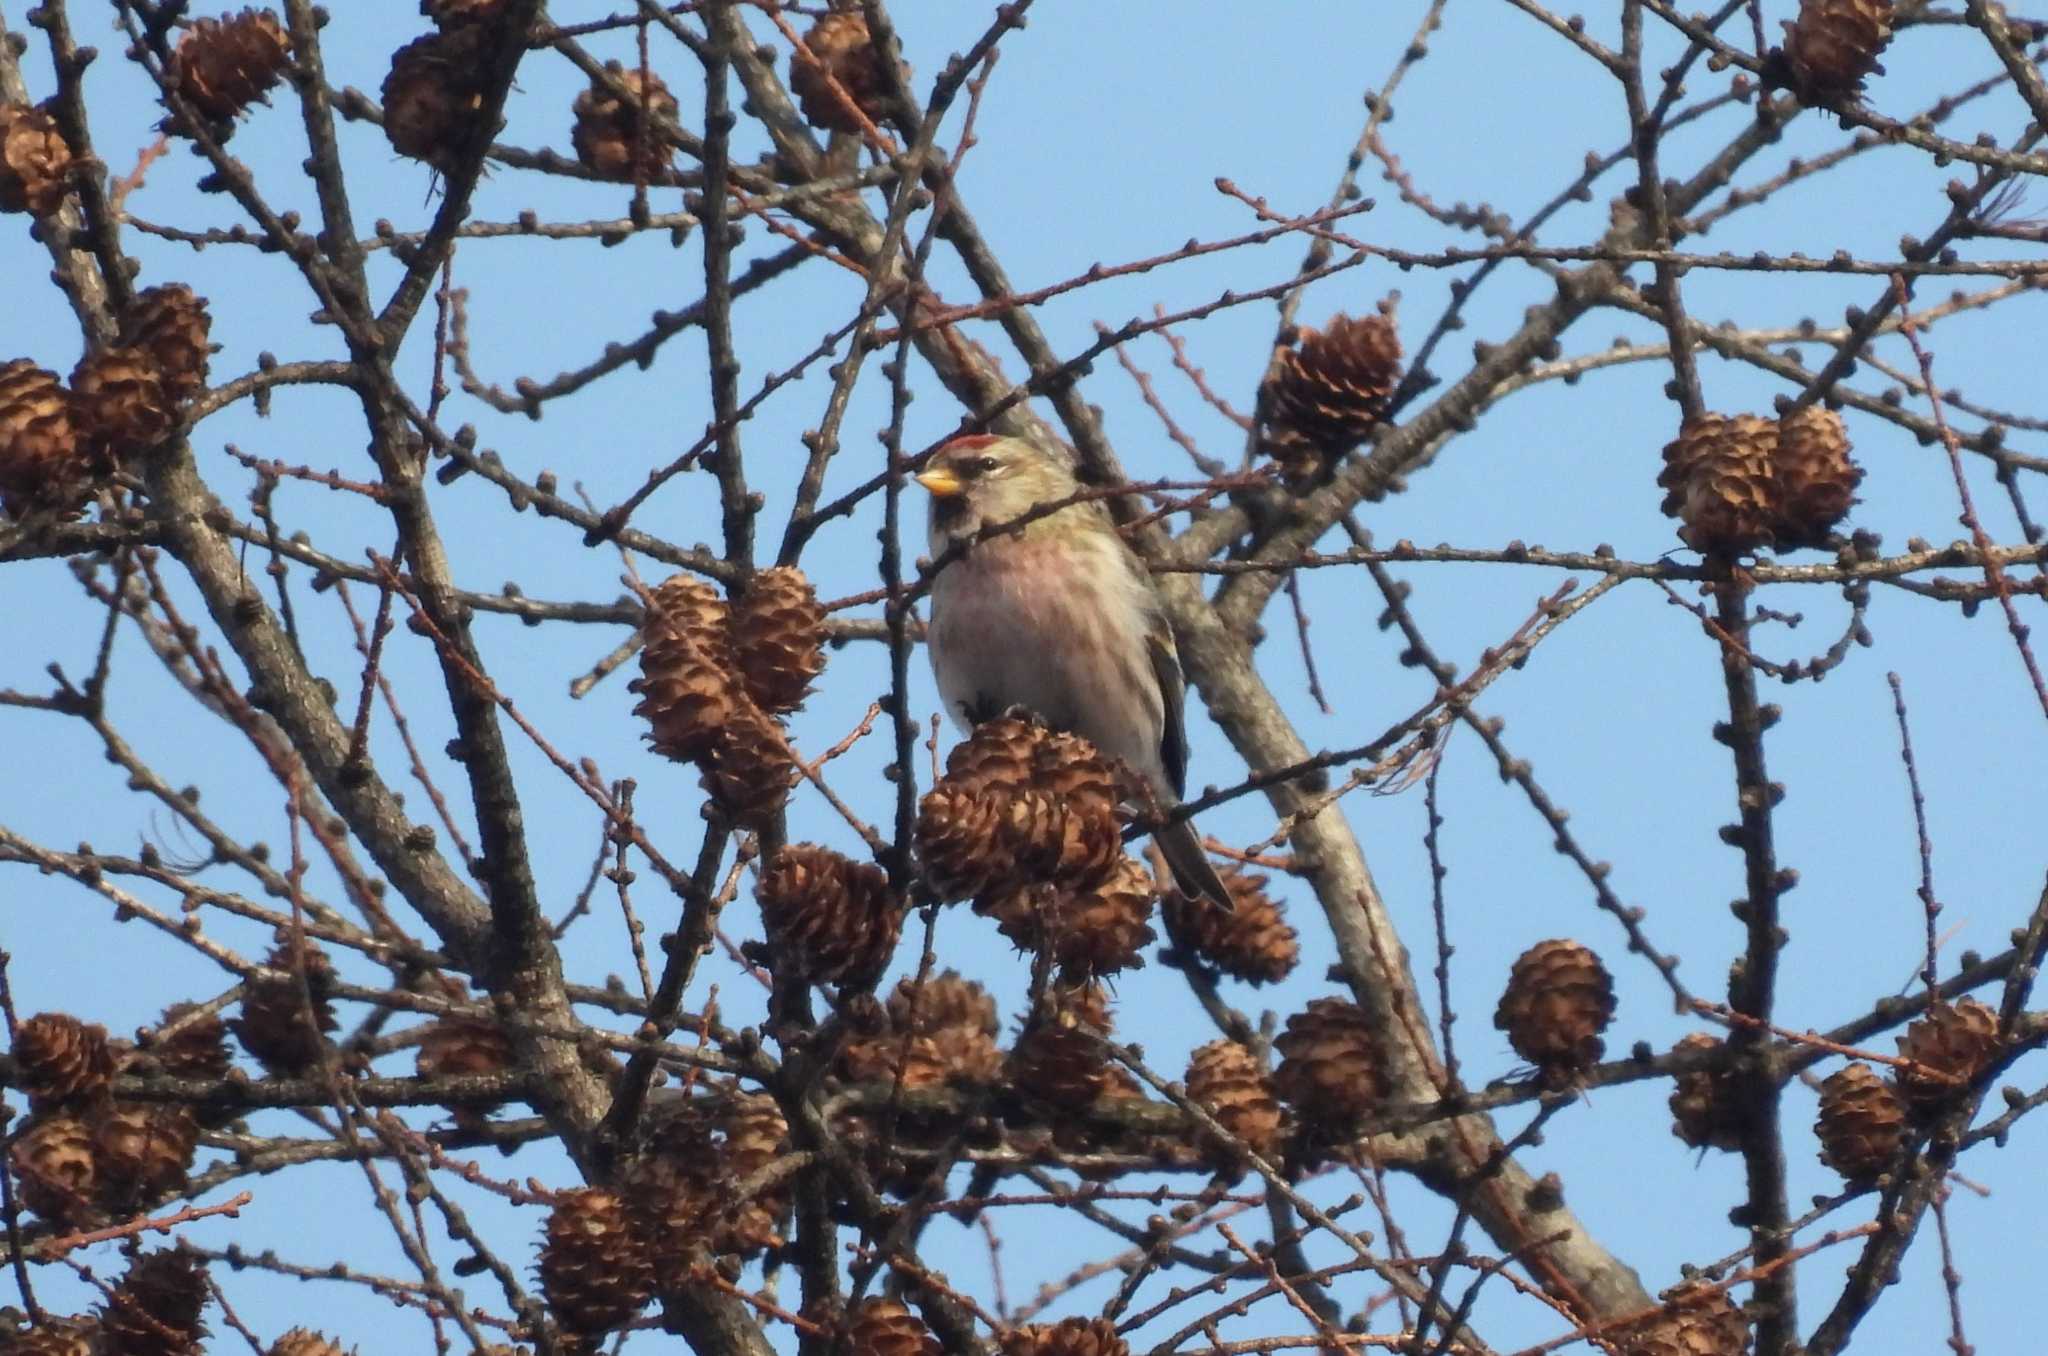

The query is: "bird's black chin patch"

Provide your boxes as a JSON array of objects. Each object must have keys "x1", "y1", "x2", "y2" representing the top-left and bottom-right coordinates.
[{"x1": 932, "y1": 497, "x2": 970, "y2": 529}]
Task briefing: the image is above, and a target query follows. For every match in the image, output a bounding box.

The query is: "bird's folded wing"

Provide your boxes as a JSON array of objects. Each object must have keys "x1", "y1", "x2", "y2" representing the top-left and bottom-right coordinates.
[{"x1": 1145, "y1": 623, "x2": 1189, "y2": 799}]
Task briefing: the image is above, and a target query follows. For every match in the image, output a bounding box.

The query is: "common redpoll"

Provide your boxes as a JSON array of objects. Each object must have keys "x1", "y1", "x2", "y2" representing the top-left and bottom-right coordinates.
[{"x1": 917, "y1": 434, "x2": 1234, "y2": 911}]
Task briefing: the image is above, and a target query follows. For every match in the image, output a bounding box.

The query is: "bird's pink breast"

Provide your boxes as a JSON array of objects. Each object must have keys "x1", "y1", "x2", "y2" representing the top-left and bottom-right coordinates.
[{"x1": 928, "y1": 533, "x2": 1166, "y2": 788}]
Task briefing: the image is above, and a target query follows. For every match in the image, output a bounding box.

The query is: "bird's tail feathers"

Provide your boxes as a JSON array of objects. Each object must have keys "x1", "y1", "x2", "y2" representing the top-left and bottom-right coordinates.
[{"x1": 1155, "y1": 819, "x2": 1234, "y2": 913}]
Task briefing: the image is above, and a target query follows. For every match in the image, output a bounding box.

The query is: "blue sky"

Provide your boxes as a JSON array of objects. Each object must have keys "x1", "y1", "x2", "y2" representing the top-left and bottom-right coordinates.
[{"x1": 4, "y1": 2, "x2": 2045, "y2": 1351}]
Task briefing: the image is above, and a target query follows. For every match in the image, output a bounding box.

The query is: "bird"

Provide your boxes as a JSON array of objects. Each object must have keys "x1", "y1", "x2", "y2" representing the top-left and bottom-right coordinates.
[{"x1": 915, "y1": 432, "x2": 1235, "y2": 911}]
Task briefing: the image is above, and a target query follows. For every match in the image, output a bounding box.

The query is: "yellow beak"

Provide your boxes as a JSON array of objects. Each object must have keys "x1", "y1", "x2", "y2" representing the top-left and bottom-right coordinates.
[{"x1": 915, "y1": 467, "x2": 965, "y2": 497}]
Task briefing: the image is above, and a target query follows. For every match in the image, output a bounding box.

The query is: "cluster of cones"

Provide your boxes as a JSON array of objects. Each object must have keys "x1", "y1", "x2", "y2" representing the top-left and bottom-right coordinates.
[
  {"x1": 0, "y1": 286, "x2": 212, "y2": 518},
  {"x1": 837, "y1": 969, "x2": 1004, "y2": 1092},
  {"x1": 913, "y1": 717, "x2": 1160, "y2": 978},
  {"x1": 378, "y1": 4, "x2": 910, "y2": 181},
  {"x1": 630, "y1": 566, "x2": 827, "y2": 830},
  {"x1": 1488, "y1": 938, "x2": 1998, "y2": 1183},
  {"x1": 7, "y1": 939, "x2": 525, "y2": 1235},
  {"x1": 6, "y1": 1010, "x2": 221, "y2": 1229},
  {"x1": 383, "y1": 5, "x2": 679, "y2": 181},
  {"x1": 1656, "y1": 406, "x2": 1862, "y2": 555},
  {"x1": 6, "y1": 1248, "x2": 215, "y2": 1356},
  {"x1": 8, "y1": 1255, "x2": 360, "y2": 1356},
  {"x1": 908, "y1": 721, "x2": 1298, "y2": 982},
  {"x1": 1256, "y1": 305, "x2": 1404, "y2": 488},
  {"x1": 1669, "y1": 997, "x2": 2002, "y2": 1181},
  {"x1": 389, "y1": 5, "x2": 907, "y2": 181},
  {"x1": 4, "y1": 933, "x2": 409, "y2": 1232},
  {"x1": 244, "y1": 946, "x2": 519, "y2": 1134},
  {"x1": 537, "y1": 1092, "x2": 790, "y2": 1342},
  {"x1": 816, "y1": 966, "x2": 1331, "y2": 1179}
]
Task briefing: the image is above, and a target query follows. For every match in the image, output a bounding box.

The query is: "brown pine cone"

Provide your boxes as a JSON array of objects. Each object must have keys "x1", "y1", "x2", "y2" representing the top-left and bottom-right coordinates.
[
  {"x1": 925, "y1": 720, "x2": 1124, "y2": 891},
  {"x1": 720, "y1": 1090, "x2": 789, "y2": 1176},
  {"x1": 1160, "y1": 865, "x2": 1299, "y2": 984},
  {"x1": 632, "y1": 573, "x2": 740, "y2": 763},
  {"x1": 643, "y1": 574, "x2": 731, "y2": 656},
  {"x1": 92, "y1": 1102, "x2": 200, "y2": 1209},
  {"x1": 9, "y1": 1114, "x2": 98, "y2": 1224},
  {"x1": 136, "y1": 1002, "x2": 232, "y2": 1080},
  {"x1": 1669, "y1": 1033, "x2": 1748, "y2": 1152},
  {"x1": 538, "y1": 1187, "x2": 656, "y2": 1338},
  {"x1": 730, "y1": 565, "x2": 828, "y2": 714},
  {"x1": 72, "y1": 348, "x2": 176, "y2": 459},
  {"x1": 714, "y1": 1092, "x2": 789, "y2": 1256},
  {"x1": 1657, "y1": 413, "x2": 1778, "y2": 555},
  {"x1": 1493, "y1": 939, "x2": 1616, "y2": 1083},
  {"x1": 0, "y1": 360, "x2": 90, "y2": 518},
  {"x1": 1017, "y1": 732, "x2": 1125, "y2": 882},
  {"x1": 381, "y1": 27, "x2": 491, "y2": 172},
  {"x1": 975, "y1": 854, "x2": 1157, "y2": 978},
  {"x1": 1010, "y1": 983, "x2": 1119, "y2": 1105},
  {"x1": 267, "y1": 1329, "x2": 352, "y2": 1356},
  {"x1": 837, "y1": 1025, "x2": 944, "y2": 1092},
  {"x1": 1814, "y1": 1062, "x2": 1906, "y2": 1180},
  {"x1": 119, "y1": 285, "x2": 214, "y2": 406},
  {"x1": 911, "y1": 990, "x2": 1004, "y2": 1085},
  {"x1": 98, "y1": 1248, "x2": 209, "y2": 1356},
  {"x1": 1617, "y1": 1282, "x2": 1751, "y2": 1356},
  {"x1": 0, "y1": 103, "x2": 73, "y2": 216},
  {"x1": 845, "y1": 1298, "x2": 941, "y2": 1356},
  {"x1": 1, "y1": 1317, "x2": 101, "y2": 1356},
  {"x1": 1000, "y1": 1317, "x2": 1129, "y2": 1356},
  {"x1": 1771, "y1": 405, "x2": 1861, "y2": 547},
  {"x1": 229, "y1": 942, "x2": 339, "y2": 1074},
  {"x1": 755, "y1": 843, "x2": 903, "y2": 986},
  {"x1": 621, "y1": 1093, "x2": 781, "y2": 1265},
  {"x1": 1259, "y1": 310, "x2": 1402, "y2": 483},
  {"x1": 570, "y1": 65, "x2": 677, "y2": 182},
  {"x1": 1033, "y1": 730, "x2": 1128, "y2": 804},
  {"x1": 620, "y1": 1150, "x2": 713, "y2": 1295},
  {"x1": 1184, "y1": 1039, "x2": 1283, "y2": 1160},
  {"x1": 702, "y1": 701, "x2": 798, "y2": 829},
  {"x1": 1780, "y1": 0, "x2": 1894, "y2": 95},
  {"x1": 840, "y1": 971, "x2": 1003, "y2": 1089},
  {"x1": 942, "y1": 714, "x2": 1044, "y2": 792},
  {"x1": 889, "y1": 969, "x2": 1000, "y2": 1047},
  {"x1": 1895, "y1": 998, "x2": 2001, "y2": 1108},
  {"x1": 635, "y1": 635, "x2": 743, "y2": 763},
  {"x1": 788, "y1": 10, "x2": 904, "y2": 135},
  {"x1": 169, "y1": 10, "x2": 292, "y2": 124},
  {"x1": 1272, "y1": 997, "x2": 1384, "y2": 1124},
  {"x1": 914, "y1": 783, "x2": 1018, "y2": 901},
  {"x1": 417, "y1": 1014, "x2": 514, "y2": 1128},
  {"x1": 11, "y1": 1012, "x2": 117, "y2": 1112}
]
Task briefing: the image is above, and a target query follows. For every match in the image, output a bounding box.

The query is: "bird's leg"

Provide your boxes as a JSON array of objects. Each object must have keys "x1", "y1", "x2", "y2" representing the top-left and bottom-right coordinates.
[{"x1": 959, "y1": 693, "x2": 1007, "y2": 725}]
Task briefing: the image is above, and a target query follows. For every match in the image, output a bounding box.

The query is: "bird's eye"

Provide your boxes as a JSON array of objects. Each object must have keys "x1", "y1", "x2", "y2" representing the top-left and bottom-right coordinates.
[{"x1": 975, "y1": 455, "x2": 1002, "y2": 474}]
